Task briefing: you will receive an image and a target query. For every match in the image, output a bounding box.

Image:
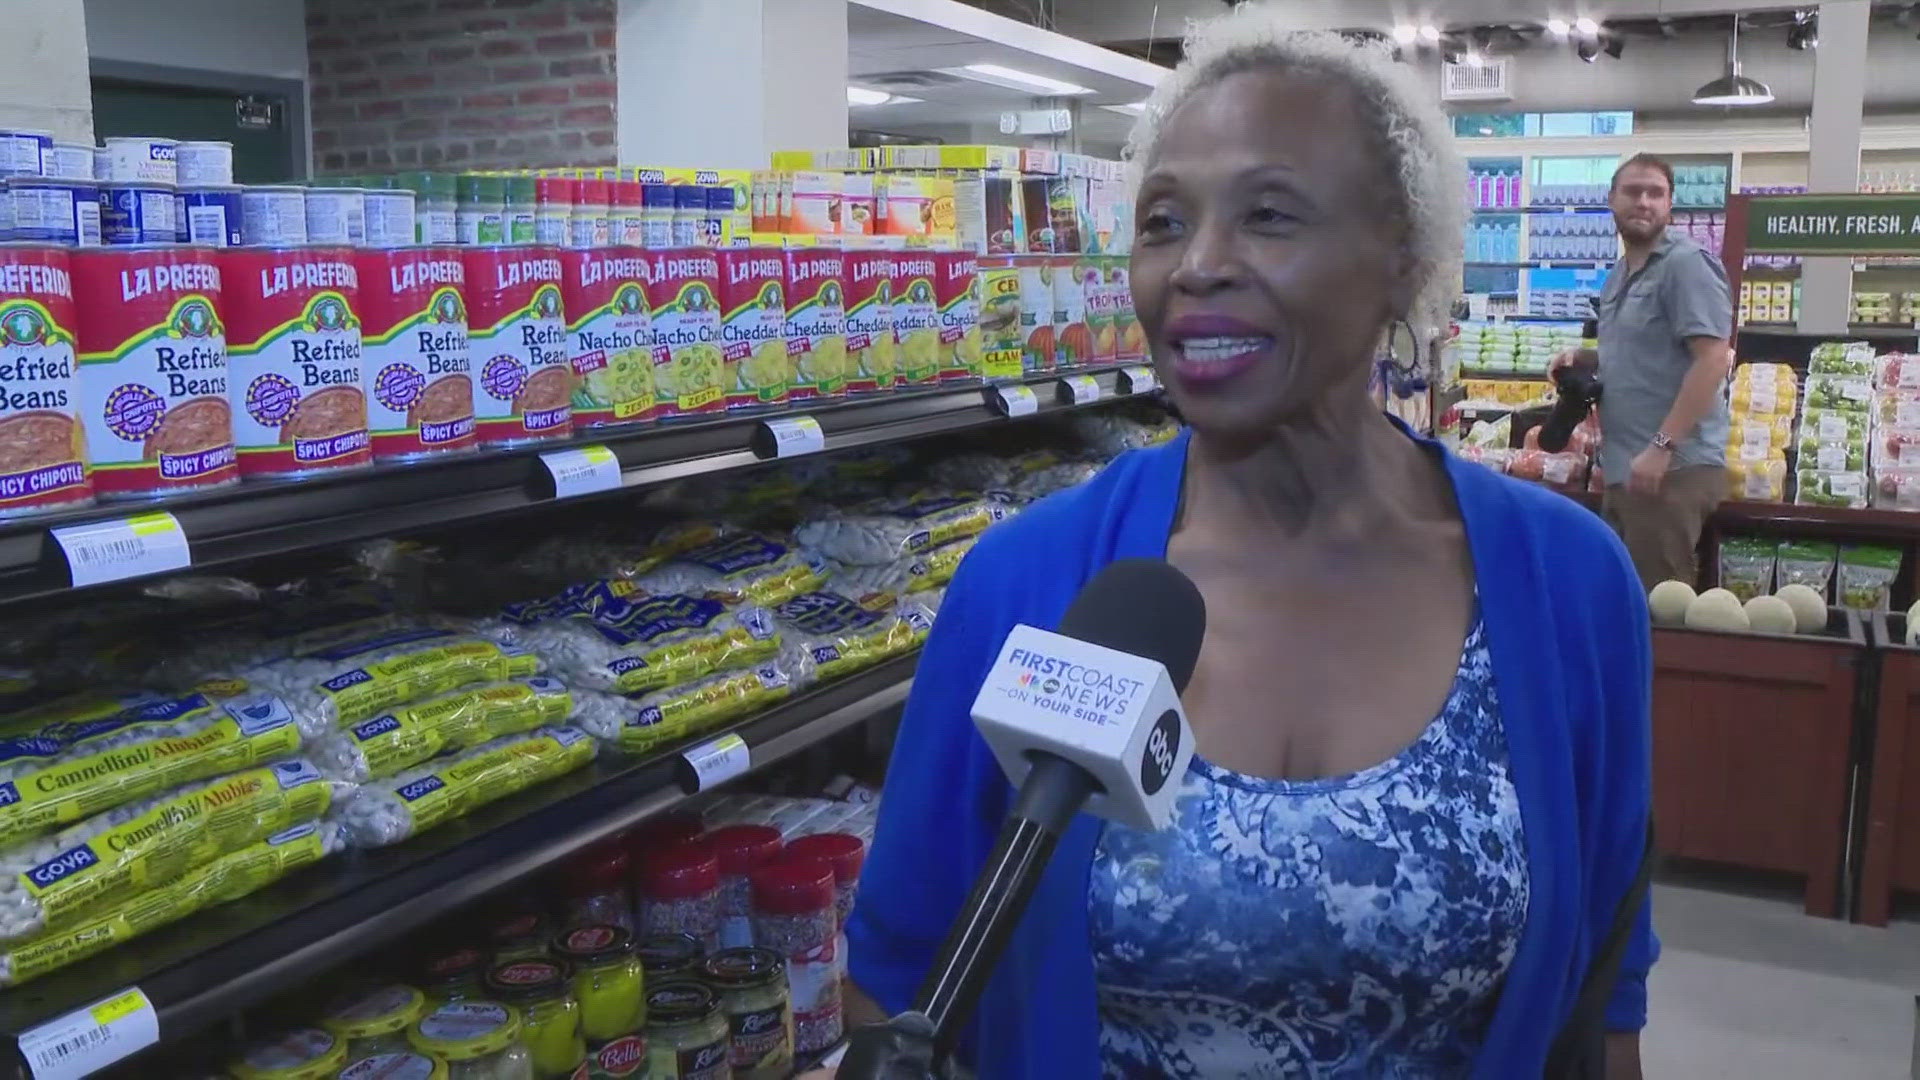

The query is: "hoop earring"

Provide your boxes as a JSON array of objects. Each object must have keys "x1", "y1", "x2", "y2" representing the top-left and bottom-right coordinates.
[{"x1": 1379, "y1": 318, "x2": 1428, "y2": 400}]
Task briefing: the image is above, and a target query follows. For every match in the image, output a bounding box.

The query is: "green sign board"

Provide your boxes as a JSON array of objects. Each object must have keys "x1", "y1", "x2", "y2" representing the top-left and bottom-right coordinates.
[{"x1": 1745, "y1": 193, "x2": 1920, "y2": 255}]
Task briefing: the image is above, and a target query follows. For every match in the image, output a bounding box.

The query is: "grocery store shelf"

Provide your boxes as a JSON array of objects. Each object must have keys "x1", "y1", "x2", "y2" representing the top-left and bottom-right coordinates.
[
  {"x1": 0, "y1": 365, "x2": 1156, "y2": 607},
  {"x1": 1471, "y1": 206, "x2": 1616, "y2": 215},
  {"x1": 1464, "y1": 259, "x2": 1614, "y2": 270},
  {"x1": 1712, "y1": 500, "x2": 1920, "y2": 540},
  {"x1": 0, "y1": 653, "x2": 920, "y2": 1077}
]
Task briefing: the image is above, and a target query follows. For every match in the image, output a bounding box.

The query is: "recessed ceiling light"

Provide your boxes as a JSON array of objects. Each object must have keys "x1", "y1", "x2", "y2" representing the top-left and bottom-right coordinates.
[
  {"x1": 1100, "y1": 102, "x2": 1148, "y2": 116},
  {"x1": 1545, "y1": 18, "x2": 1570, "y2": 35},
  {"x1": 1391, "y1": 25, "x2": 1419, "y2": 44},
  {"x1": 954, "y1": 63, "x2": 1093, "y2": 96},
  {"x1": 1418, "y1": 24, "x2": 1441, "y2": 42},
  {"x1": 847, "y1": 86, "x2": 892, "y2": 106},
  {"x1": 1574, "y1": 16, "x2": 1600, "y2": 35}
]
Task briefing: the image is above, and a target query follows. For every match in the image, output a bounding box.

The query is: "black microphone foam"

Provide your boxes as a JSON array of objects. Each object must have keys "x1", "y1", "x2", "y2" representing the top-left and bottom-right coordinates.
[{"x1": 1056, "y1": 559, "x2": 1207, "y2": 694}]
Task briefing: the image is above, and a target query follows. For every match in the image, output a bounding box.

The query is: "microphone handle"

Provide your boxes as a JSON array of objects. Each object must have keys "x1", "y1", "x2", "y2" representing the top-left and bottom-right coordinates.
[{"x1": 911, "y1": 752, "x2": 1099, "y2": 1056}]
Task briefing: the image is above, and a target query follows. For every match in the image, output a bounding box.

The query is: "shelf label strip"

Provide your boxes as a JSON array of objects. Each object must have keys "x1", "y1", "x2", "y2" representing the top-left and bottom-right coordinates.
[
  {"x1": 684, "y1": 732, "x2": 750, "y2": 791},
  {"x1": 995, "y1": 384, "x2": 1039, "y2": 417},
  {"x1": 1121, "y1": 366, "x2": 1159, "y2": 395},
  {"x1": 18, "y1": 987, "x2": 159, "y2": 1080},
  {"x1": 762, "y1": 415, "x2": 826, "y2": 458},
  {"x1": 1061, "y1": 374, "x2": 1102, "y2": 405},
  {"x1": 540, "y1": 444, "x2": 623, "y2": 499},
  {"x1": 52, "y1": 513, "x2": 190, "y2": 588}
]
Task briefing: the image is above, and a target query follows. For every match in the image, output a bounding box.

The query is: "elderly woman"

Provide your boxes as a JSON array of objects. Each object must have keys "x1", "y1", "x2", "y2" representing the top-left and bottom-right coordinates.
[{"x1": 837, "y1": 12, "x2": 1655, "y2": 1079}]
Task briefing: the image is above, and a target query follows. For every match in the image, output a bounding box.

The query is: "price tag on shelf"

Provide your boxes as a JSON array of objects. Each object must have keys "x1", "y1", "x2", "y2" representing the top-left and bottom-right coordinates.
[
  {"x1": 994, "y1": 384, "x2": 1039, "y2": 417},
  {"x1": 1060, "y1": 374, "x2": 1102, "y2": 405},
  {"x1": 539, "y1": 444, "x2": 622, "y2": 499},
  {"x1": 762, "y1": 415, "x2": 825, "y2": 458},
  {"x1": 1121, "y1": 366, "x2": 1159, "y2": 395},
  {"x1": 683, "y1": 732, "x2": 750, "y2": 791},
  {"x1": 52, "y1": 513, "x2": 190, "y2": 588},
  {"x1": 18, "y1": 987, "x2": 159, "y2": 1080}
]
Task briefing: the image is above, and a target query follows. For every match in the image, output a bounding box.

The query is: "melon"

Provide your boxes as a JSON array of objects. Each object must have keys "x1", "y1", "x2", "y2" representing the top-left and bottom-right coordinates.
[
  {"x1": 1685, "y1": 588, "x2": 1750, "y2": 633},
  {"x1": 1775, "y1": 583, "x2": 1828, "y2": 634},
  {"x1": 1744, "y1": 595, "x2": 1797, "y2": 635},
  {"x1": 1648, "y1": 580, "x2": 1695, "y2": 626}
]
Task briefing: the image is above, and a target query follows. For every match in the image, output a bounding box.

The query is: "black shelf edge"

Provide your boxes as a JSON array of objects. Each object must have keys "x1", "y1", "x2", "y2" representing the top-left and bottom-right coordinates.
[
  {"x1": 0, "y1": 365, "x2": 1158, "y2": 607},
  {"x1": 0, "y1": 653, "x2": 920, "y2": 1073}
]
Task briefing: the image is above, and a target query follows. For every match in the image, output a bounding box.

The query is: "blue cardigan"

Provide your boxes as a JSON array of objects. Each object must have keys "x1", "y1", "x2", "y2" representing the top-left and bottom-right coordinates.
[{"x1": 847, "y1": 428, "x2": 1657, "y2": 1078}]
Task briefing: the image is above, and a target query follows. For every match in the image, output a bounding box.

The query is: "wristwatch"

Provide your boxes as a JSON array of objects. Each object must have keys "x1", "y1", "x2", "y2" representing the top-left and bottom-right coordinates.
[{"x1": 1651, "y1": 431, "x2": 1676, "y2": 451}]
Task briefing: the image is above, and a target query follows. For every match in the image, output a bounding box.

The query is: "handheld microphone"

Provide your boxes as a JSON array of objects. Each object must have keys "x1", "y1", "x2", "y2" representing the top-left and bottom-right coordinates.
[{"x1": 839, "y1": 559, "x2": 1206, "y2": 1077}]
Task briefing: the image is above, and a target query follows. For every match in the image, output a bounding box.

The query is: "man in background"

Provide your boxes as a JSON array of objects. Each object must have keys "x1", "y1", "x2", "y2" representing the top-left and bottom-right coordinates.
[{"x1": 1553, "y1": 152, "x2": 1734, "y2": 590}]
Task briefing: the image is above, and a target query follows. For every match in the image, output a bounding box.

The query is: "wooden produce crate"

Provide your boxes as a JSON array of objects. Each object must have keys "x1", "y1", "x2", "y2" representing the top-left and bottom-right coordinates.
[
  {"x1": 1860, "y1": 613, "x2": 1920, "y2": 926},
  {"x1": 1652, "y1": 609, "x2": 1865, "y2": 918}
]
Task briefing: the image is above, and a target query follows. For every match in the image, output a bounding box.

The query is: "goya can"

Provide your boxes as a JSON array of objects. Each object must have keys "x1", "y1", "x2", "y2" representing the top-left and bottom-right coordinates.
[
  {"x1": 0, "y1": 130, "x2": 50, "y2": 178},
  {"x1": 305, "y1": 188, "x2": 365, "y2": 246},
  {"x1": 220, "y1": 246, "x2": 371, "y2": 478},
  {"x1": 9, "y1": 178, "x2": 101, "y2": 245},
  {"x1": 644, "y1": 249, "x2": 724, "y2": 419},
  {"x1": 241, "y1": 186, "x2": 308, "y2": 246},
  {"x1": 43, "y1": 143, "x2": 93, "y2": 183},
  {"x1": 101, "y1": 182, "x2": 177, "y2": 245},
  {"x1": 891, "y1": 250, "x2": 939, "y2": 387},
  {"x1": 0, "y1": 246, "x2": 91, "y2": 516},
  {"x1": 365, "y1": 189, "x2": 418, "y2": 249},
  {"x1": 70, "y1": 245, "x2": 239, "y2": 499},
  {"x1": 562, "y1": 246, "x2": 658, "y2": 429},
  {"x1": 715, "y1": 246, "x2": 788, "y2": 411},
  {"x1": 1016, "y1": 255, "x2": 1055, "y2": 375},
  {"x1": 782, "y1": 247, "x2": 845, "y2": 402},
  {"x1": 933, "y1": 249, "x2": 982, "y2": 382},
  {"x1": 101, "y1": 137, "x2": 176, "y2": 185},
  {"x1": 356, "y1": 247, "x2": 476, "y2": 460},
  {"x1": 843, "y1": 248, "x2": 897, "y2": 394},
  {"x1": 463, "y1": 245, "x2": 571, "y2": 446},
  {"x1": 1051, "y1": 254, "x2": 1088, "y2": 369},
  {"x1": 181, "y1": 185, "x2": 243, "y2": 248},
  {"x1": 175, "y1": 141, "x2": 234, "y2": 187},
  {"x1": 975, "y1": 256, "x2": 1023, "y2": 382}
]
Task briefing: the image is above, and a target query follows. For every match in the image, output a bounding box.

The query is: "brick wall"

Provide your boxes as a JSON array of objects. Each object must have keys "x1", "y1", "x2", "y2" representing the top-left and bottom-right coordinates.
[{"x1": 305, "y1": 0, "x2": 615, "y2": 175}]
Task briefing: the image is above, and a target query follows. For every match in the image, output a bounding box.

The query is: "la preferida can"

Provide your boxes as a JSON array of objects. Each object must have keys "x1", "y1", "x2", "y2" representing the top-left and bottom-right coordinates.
[
  {"x1": 69, "y1": 245, "x2": 239, "y2": 500},
  {"x1": 220, "y1": 246, "x2": 372, "y2": 478},
  {"x1": 975, "y1": 256, "x2": 1023, "y2": 382},
  {"x1": 781, "y1": 245, "x2": 846, "y2": 402},
  {"x1": 715, "y1": 246, "x2": 788, "y2": 412},
  {"x1": 463, "y1": 245, "x2": 571, "y2": 446},
  {"x1": 933, "y1": 249, "x2": 982, "y2": 382},
  {"x1": 891, "y1": 249, "x2": 939, "y2": 387},
  {"x1": 843, "y1": 248, "x2": 897, "y2": 394},
  {"x1": 0, "y1": 246, "x2": 91, "y2": 517},
  {"x1": 644, "y1": 249, "x2": 725, "y2": 419},
  {"x1": 561, "y1": 246, "x2": 659, "y2": 429},
  {"x1": 356, "y1": 247, "x2": 476, "y2": 460}
]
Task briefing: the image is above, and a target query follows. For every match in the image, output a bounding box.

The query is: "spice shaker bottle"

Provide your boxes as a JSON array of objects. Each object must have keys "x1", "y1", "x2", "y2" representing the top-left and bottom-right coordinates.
[
  {"x1": 750, "y1": 857, "x2": 841, "y2": 1055},
  {"x1": 783, "y1": 832, "x2": 866, "y2": 988},
  {"x1": 640, "y1": 842, "x2": 722, "y2": 951},
  {"x1": 705, "y1": 824, "x2": 784, "y2": 949},
  {"x1": 564, "y1": 838, "x2": 636, "y2": 933}
]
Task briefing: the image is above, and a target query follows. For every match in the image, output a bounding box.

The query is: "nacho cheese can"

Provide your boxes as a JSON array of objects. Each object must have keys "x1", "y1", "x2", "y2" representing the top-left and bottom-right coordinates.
[
  {"x1": 561, "y1": 246, "x2": 658, "y2": 429},
  {"x1": 644, "y1": 249, "x2": 725, "y2": 419},
  {"x1": 934, "y1": 250, "x2": 982, "y2": 382},
  {"x1": 782, "y1": 246, "x2": 846, "y2": 402},
  {"x1": 356, "y1": 247, "x2": 476, "y2": 460},
  {"x1": 716, "y1": 246, "x2": 788, "y2": 411},
  {"x1": 844, "y1": 248, "x2": 897, "y2": 394},
  {"x1": 891, "y1": 250, "x2": 939, "y2": 387},
  {"x1": 220, "y1": 245, "x2": 371, "y2": 478},
  {"x1": 70, "y1": 245, "x2": 239, "y2": 500},
  {"x1": 463, "y1": 245, "x2": 571, "y2": 446},
  {"x1": 0, "y1": 246, "x2": 90, "y2": 516}
]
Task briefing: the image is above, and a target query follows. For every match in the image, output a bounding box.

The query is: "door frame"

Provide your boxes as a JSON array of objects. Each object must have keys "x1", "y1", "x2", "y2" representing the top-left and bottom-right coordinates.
[{"x1": 90, "y1": 58, "x2": 309, "y2": 179}]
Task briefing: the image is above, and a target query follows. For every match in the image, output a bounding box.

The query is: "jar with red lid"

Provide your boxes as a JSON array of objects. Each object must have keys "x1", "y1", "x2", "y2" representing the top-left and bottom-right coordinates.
[
  {"x1": 564, "y1": 838, "x2": 635, "y2": 933},
  {"x1": 705, "y1": 825, "x2": 784, "y2": 950},
  {"x1": 640, "y1": 842, "x2": 721, "y2": 950},
  {"x1": 488, "y1": 901, "x2": 552, "y2": 962},
  {"x1": 783, "y1": 832, "x2": 865, "y2": 928},
  {"x1": 419, "y1": 945, "x2": 488, "y2": 1005},
  {"x1": 627, "y1": 815, "x2": 706, "y2": 864},
  {"x1": 750, "y1": 857, "x2": 840, "y2": 1054}
]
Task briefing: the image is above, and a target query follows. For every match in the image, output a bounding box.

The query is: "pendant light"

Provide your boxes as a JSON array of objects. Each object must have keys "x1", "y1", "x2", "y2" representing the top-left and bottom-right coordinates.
[{"x1": 1693, "y1": 14, "x2": 1774, "y2": 106}]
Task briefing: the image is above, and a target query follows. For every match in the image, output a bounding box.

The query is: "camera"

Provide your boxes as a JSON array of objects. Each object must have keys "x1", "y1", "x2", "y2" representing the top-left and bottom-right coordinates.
[{"x1": 1538, "y1": 366, "x2": 1602, "y2": 453}]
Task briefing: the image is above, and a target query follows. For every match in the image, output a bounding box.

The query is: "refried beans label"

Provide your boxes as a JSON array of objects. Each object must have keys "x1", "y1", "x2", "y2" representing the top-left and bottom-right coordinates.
[
  {"x1": 357, "y1": 249, "x2": 475, "y2": 459},
  {"x1": 221, "y1": 248, "x2": 371, "y2": 477},
  {"x1": 562, "y1": 247, "x2": 658, "y2": 428},
  {"x1": 463, "y1": 247, "x2": 571, "y2": 446},
  {"x1": 71, "y1": 247, "x2": 240, "y2": 498},
  {"x1": 0, "y1": 249, "x2": 90, "y2": 514}
]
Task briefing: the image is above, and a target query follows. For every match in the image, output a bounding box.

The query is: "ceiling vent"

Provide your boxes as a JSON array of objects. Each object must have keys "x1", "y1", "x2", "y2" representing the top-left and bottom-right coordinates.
[{"x1": 1440, "y1": 58, "x2": 1513, "y2": 102}]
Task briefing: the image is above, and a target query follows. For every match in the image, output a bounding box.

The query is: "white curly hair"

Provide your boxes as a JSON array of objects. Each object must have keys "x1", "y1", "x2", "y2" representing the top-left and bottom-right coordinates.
[{"x1": 1125, "y1": 8, "x2": 1466, "y2": 338}]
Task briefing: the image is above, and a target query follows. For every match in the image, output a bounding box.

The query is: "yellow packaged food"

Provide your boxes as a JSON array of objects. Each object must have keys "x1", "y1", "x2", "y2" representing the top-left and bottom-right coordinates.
[
  {"x1": 309, "y1": 676, "x2": 575, "y2": 783},
  {"x1": 337, "y1": 726, "x2": 597, "y2": 847},
  {"x1": 244, "y1": 624, "x2": 541, "y2": 735},
  {"x1": 1727, "y1": 454, "x2": 1788, "y2": 501},
  {"x1": 574, "y1": 664, "x2": 795, "y2": 755}
]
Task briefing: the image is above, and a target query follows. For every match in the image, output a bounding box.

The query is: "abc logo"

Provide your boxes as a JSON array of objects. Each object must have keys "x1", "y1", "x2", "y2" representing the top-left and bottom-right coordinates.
[{"x1": 1139, "y1": 709, "x2": 1180, "y2": 796}]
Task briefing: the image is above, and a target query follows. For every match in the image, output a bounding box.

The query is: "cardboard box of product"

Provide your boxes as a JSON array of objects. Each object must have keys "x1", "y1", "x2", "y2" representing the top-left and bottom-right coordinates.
[
  {"x1": 953, "y1": 171, "x2": 1026, "y2": 255},
  {"x1": 789, "y1": 171, "x2": 841, "y2": 234},
  {"x1": 939, "y1": 145, "x2": 1023, "y2": 171}
]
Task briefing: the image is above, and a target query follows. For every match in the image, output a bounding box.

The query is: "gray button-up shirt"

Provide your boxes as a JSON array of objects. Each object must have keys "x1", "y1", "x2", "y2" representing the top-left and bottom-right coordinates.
[{"x1": 1594, "y1": 229, "x2": 1733, "y2": 482}]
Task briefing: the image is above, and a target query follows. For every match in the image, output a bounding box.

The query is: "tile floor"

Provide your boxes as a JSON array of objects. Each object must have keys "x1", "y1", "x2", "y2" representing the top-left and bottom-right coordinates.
[{"x1": 1644, "y1": 878, "x2": 1920, "y2": 1078}]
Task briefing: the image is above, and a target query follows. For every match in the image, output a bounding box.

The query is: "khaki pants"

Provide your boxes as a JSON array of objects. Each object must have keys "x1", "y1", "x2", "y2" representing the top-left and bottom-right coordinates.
[{"x1": 1603, "y1": 465, "x2": 1725, "y2": 591}]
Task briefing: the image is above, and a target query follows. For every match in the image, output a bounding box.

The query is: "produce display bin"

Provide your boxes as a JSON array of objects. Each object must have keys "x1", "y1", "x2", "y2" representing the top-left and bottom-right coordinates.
[
  {"x1": 1651, "y1": 608, "x2": 1865, "y2": 917},
  {"x1": 1860, "y1": 613, "x2": 1920, "y2": 926}
]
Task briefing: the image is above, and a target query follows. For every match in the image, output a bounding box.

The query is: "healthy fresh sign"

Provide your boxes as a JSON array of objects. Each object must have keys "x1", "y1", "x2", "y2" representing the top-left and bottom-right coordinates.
[{"x1": 1745, "y1": 194, "x2": 1920, "y2": 255}]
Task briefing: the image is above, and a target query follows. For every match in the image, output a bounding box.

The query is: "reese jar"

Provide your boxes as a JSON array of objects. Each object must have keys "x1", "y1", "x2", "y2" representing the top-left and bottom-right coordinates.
[{"x1": 702, "y1": 946, "x2": 793, "y2": 1080}]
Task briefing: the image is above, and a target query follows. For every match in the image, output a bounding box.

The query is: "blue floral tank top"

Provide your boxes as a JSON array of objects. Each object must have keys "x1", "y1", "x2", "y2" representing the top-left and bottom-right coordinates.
[{"x1": 1088, "y1": 611, "x2": 1529, "y2": 1078}]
